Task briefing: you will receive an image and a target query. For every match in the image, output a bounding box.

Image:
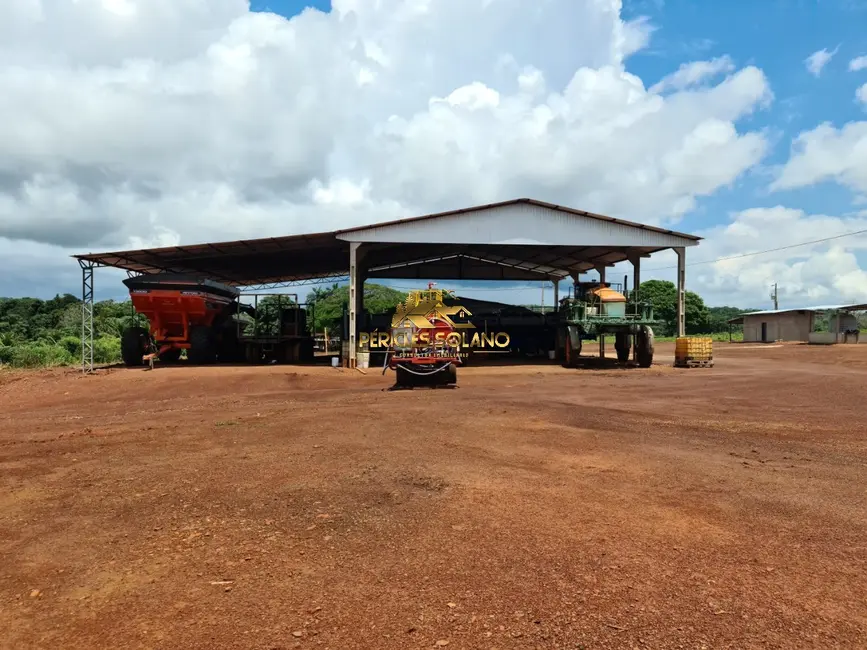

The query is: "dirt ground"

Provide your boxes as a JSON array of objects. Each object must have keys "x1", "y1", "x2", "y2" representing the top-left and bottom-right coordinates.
[{"x1": 1, "y1": 342, "x2": 866, "y2": 649}]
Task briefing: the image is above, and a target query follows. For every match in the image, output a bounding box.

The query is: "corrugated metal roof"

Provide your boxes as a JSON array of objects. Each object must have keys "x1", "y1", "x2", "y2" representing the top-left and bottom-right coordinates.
[
  {"x1": 742, "y1": 304, "x2": 867, "y2": 316},
  {"x1": 73, "y1": 198, "x2": 701, "y2": 286},
  {"x1": 337, "y1": 198, "x2": 701, "y2": 241}
]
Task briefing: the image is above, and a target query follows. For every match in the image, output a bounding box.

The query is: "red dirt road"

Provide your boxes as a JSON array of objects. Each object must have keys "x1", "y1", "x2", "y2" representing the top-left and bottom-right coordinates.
[{"x1": 2, "y1": 343, "x2": 866, "y2": 649}]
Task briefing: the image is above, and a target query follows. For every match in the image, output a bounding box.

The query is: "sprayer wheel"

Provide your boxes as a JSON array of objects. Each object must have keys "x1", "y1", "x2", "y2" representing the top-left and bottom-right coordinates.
[
  {"x1": 615, "y1": 333, "x2": 631, "y2": 363},
  {"x1": 564, "y1": 333, "x2": 581, "y2": 368},
  {"x1": 636, "y1": 326, "x2": 655, "y2": 368}
]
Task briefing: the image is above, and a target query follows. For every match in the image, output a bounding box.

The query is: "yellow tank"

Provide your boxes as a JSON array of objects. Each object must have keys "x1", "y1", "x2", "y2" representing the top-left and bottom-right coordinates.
[
  {"x1": 590, "y1": 287, "x2": 627, "y2": 303},
  {"x1": 675, "y1": 337, "x2": 713, "y2": 362}
]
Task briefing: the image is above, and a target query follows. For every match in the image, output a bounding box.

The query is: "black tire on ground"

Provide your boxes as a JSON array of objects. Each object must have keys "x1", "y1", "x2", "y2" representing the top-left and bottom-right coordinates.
[
  {"x1": 395, "y1": 365, "x2": 411, "y2": 387},
  {"x1": 159, "y1": 347, "x2": 182, "y2": 363},
  {"x1": 444, "y1": 362, "x2": 457, "y2": 385},
  {"x1": 615, "y1": 333, "x2": 631, "y2": 363},
  {"x1": 121, "y1": 327, "x2": 149, "y2": 367},
  {"x1": 636, "y1": 326, "x2": 655, "y2": 368},
  {"x1": 564, "y1": 333, "x2": 581, "y2": 368},
  {"x1": 188, "y1": 325, "x2": 217, "y2": 364},
  {"x1": 217, "y1": 327, "x2": 243, "y2": 363}
]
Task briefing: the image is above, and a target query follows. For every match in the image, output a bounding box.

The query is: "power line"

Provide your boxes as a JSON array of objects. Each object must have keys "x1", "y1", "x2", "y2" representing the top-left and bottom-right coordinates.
[{"x1": 645, "y1": 227, "x2": 867, "y2": 271}]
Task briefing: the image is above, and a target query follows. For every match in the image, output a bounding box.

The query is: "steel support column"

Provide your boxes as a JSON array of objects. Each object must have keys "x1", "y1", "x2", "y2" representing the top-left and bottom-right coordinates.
[
  {"x1": 630, "y1": 255, "x2": 642, "y2": 360},
  {"x1": 675, "y1": 247, "x2": 686, "y2": 337},
  {"x1": 80, "y1": 260, "x2": 96, "y2": 373},
  {"x1": 552, "y1": 278, "x2": 560, "y2": 310},
  {"x1": 348, "y1": 243, "x2": 366, "y2": 368},
  {"x1": 596, "y1": 265, "x2": 607, "y2": 359}
]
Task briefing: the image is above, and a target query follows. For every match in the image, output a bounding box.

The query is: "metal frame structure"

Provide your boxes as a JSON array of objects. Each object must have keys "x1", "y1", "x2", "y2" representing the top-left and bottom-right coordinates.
[
  {"x1": 79, "y1": 260, "x2": 99, "y2": 373},
  {"x1": 73, "y1": 198, "x2": 700, "y2": 371},
  {"x1": 241, "y1": 275, "x2": 349, "y2": 292}
]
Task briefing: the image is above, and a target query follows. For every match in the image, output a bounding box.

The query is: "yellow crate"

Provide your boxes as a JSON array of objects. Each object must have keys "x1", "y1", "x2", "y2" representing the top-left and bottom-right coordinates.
[{"x1": 675, "y1": 336, "x2": 713, "y2": 362}]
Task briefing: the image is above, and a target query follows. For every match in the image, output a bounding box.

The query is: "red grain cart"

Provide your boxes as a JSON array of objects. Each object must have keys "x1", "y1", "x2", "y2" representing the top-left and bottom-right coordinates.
[{"x1": 120, "y1": 274, "x2": 246, "y2": 366}]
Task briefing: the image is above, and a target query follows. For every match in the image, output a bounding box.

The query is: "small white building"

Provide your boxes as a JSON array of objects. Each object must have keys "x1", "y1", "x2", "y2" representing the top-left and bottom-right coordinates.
[
  {"x1": 740, "y1": 309, "x2": 814, "y2": 342},
  {"x1": 731, "y1": 304, "x2": 866, "y2": 343}
]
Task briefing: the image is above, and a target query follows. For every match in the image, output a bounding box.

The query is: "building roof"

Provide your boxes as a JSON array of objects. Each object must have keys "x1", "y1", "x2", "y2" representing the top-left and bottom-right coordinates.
[
  {"x1": 336, "y1": 198, "x2": 702, "y2": 241},
  {"x1": 73, "y1": 198, "x2": 701, "y2": 287},
  {"x1": 728, "y1": 303, "x2": 867, "y2": 323}
]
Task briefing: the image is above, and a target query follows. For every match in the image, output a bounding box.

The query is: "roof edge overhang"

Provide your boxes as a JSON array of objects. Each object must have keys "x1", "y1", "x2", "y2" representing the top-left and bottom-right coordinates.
[{"x1": 335, "y1": 198, "x2": 702, "y2": 243}]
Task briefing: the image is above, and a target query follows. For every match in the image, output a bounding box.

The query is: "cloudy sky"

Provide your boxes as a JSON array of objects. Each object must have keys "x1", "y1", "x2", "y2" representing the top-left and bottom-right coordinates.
[{"x1": 2, "y1": 0, "x2": 867, "y2": 309}]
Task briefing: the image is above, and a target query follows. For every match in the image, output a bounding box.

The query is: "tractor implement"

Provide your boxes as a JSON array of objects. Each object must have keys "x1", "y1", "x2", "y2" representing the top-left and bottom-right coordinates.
[
  {"x1": 121, "y1": 274, "x2": 242, "y2": 366},
  {"x1": 120, "y1": 274, "x2": 314, "y2": 367},
  {"x1": 558, "y1": 282, "x2": 661, "y2": 368},
  {"x1": 386, "y1": 286, "x2": 462, "y2": 389}
]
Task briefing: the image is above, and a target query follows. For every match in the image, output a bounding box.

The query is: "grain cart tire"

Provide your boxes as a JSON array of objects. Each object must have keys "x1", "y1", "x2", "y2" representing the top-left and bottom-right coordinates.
[
  {"x1": 121, "y1": 327, "x2": 150, "y2": 367},
  {"x1": 218, "y1": 326, "x2": 243, "y2": 363},
  {"x1": 159, "y1": 347, "x2": 182, "y2": 363},
  {"x1": 615, "y1": 333, "x2": 631, "y2": 363},
  {"x1": 188, "y1": 325, "x2": 217, "y2": 364},
  {"x1": 636, "y1": 326, "x2": 655, "y2": 368}
]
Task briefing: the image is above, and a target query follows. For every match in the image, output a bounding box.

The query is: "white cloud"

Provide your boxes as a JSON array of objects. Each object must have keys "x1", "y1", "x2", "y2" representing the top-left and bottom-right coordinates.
[
  {"x1": 849, "y1": 55, "x2": 867, "y2": 72},
  {"x1": 805, "y1": 46, "x2": 839, "y2": 77},
  {"x1": 772, "y1": 121, "x2": 867, "y2": 194},
  {"x1": 696, "y1": 207, "x2": 867, "y2": 307},
  {"x1": 638, "y1": 207, "x2": 867, "y2": 307},
  {"x1": 0, "y1": 0, "x2": 774, "y2": 298},
  {"x1": 650, "y1": 55, "x2": 735, "y2": 93},
  {"x1": 857, "y1": 83, "x2": 867, "y2": 108}
]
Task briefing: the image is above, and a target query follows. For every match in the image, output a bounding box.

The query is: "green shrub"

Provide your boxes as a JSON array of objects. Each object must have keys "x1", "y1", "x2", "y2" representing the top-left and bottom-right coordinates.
[
  {"x1": 94, "y1": 336, "x2": 121, "y2": 364},
  {"x1": 59, "y1": 335, "x2": 82, "y2": 358},
  {"x1": 6, "y1": 342, "x2": 75, "y2": 368}
]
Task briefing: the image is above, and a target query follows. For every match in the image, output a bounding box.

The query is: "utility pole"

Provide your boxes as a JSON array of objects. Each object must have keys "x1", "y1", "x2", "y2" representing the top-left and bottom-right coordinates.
[
  {"x1": 770, "y1": 283, "x2": 779, "y2": 310},
  {"x1": 541, "y1": 283, "x2": 545, "y2": 313}
]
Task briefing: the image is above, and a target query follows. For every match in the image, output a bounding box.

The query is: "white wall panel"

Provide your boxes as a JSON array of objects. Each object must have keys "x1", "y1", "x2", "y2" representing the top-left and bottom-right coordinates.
[{"x1": 338, "y1": 203, "x2": 698, "y2": 249}]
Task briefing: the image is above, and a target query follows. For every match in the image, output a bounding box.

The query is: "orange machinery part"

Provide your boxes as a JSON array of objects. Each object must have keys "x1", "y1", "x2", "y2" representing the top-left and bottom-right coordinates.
[{"x1": 129, "y1": 289, "x2": 230, "y2": 349}]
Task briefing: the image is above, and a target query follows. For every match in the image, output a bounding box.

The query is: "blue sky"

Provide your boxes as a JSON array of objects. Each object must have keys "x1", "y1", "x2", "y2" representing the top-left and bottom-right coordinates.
[
  {"x1": 250, "y1": 0, "x2": 331, "y2": 16},
  {"x1": 4, "y1": 0, "x2": 867, "y2": 309},
  {"x1": 241, "y1": 0, "x2": 867, "y2": 306},
  {"x1": 623, "y1": 0, "x2": 867, "y2": 230}
]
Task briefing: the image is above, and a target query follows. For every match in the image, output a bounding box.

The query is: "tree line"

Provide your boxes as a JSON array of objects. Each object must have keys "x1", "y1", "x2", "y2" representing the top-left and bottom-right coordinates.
[{"x1": 1, "y1": 280, "x2": 746, "y2": 368}]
